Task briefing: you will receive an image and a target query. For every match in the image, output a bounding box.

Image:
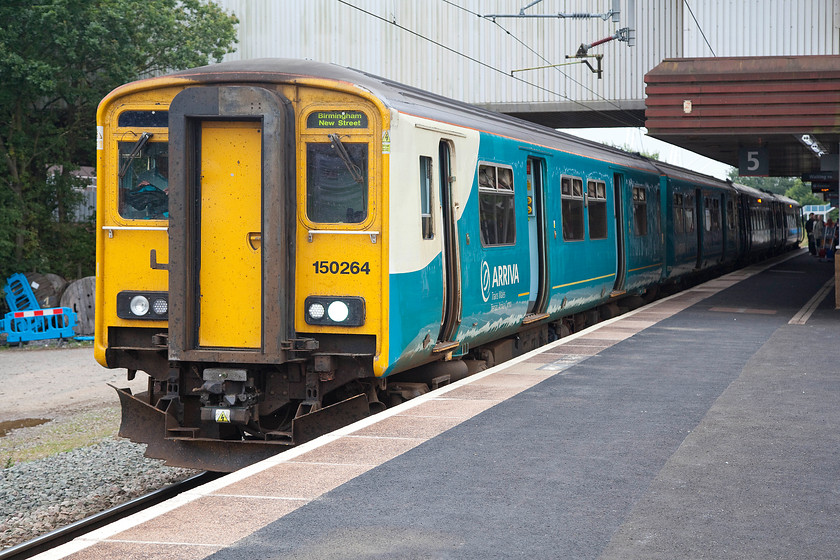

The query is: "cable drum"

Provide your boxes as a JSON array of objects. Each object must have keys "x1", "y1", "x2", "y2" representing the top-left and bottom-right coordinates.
[{"x1": 59, "y1": 276, "x2": 96, "y2": 335}]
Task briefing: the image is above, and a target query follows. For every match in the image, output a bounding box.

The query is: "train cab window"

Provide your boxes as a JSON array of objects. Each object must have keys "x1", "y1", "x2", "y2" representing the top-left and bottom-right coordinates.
[
  {"x1": 118, "y1": 110, "x2": 168, "y2": 128},
  {"x1": 587, "y1": 180, "x2": 608, "y2": 239},
  {"x1": 419, "y1": 156, "x2": 434, "y2": 239},
  {"x1": 632, "y1": 186, "x2": 647, "y2": 236},
  {"x1": 478, "y1": 164, "x2": 516, "y2": 246},
  {"x1": 561, "y1": 176, "x2": 584, "y2": 241},
  {"x1": 117, "y1": 139, "x2": 169, "y2": 220},
  {"x1": 306, "y1": 141, "x2": 368, "y2": 224}
]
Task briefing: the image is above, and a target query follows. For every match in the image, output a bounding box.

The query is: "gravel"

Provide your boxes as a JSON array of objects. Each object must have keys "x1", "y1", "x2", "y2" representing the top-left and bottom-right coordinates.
[
  {"x1": 0, "y1": 343, "x2": 193, "y2": 551},
  {"x1": 0, "y1": 438, "x2": 196, "y2": 551}
]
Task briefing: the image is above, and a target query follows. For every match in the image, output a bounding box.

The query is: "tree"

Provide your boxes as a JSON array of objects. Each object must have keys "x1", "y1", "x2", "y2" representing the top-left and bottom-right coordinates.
[{"x1": 0, "y1": 0, "x2": 238, "y2": 280}]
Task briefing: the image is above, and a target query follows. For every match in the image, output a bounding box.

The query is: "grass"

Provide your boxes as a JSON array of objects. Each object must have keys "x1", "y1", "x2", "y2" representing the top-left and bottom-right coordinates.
[
  {"x1": 0, "y1": 406, "x2": 122, "y2": 467},
  {"x1": 0, "y1": 338, "x2": 93, "y2": 352}
]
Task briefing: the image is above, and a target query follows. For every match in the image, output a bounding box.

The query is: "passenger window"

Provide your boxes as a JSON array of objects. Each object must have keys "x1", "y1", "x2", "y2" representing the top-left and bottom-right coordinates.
[
  {"x1": 587, "y1": 180, "x2": 608, "y2": 239},
  {"x1": 727, "y1": 199, "x2": 736, "y2": 230},
  {"x1": 478, "y1": 164, "x2": 516, "y2": 246},
  {"x1": 306, "y1": 141, "x2": 368, "y2": 224},
  {"x1": 674, "y1": 193, "x2": 685, "y2": 234},
  {"x1": 561, "y1": 176, "x2": 584, "y2": 241},
  {"x1": 632, "y1": 186, "x2": 647, "y2": 236},
  {"x1": 419, "y1": 156, "x2": 434, "y2": 239},
  {"x1": 684, "y1": 194, "x2": 695, "y2": 233},
  {"x1": 704, "y1": 196, "x2": 721, "y2": 232},
  {"x1": 118, "y1": 139, "x2": 169, "y2": 220}
]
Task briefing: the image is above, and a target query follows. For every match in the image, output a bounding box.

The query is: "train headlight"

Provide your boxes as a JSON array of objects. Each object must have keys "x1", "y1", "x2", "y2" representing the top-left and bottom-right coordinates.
[
  {"x1": 130, "y1": 295, "x2": 150, "y2": 316},
  {"x1": 117, "y1": 291, "x2": 169, "y2": 320},
  {"x1": 304, "y1": 296, "x2": 365, "y2": 326},
  {"x1": 327, "y1": 301, "x2": 350, "y2": 322}
]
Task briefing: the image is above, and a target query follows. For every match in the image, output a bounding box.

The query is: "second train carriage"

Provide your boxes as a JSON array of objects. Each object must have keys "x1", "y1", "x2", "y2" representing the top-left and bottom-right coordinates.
[{"x1": 95, "y1": 59, "x2": 801, "y2": 471}]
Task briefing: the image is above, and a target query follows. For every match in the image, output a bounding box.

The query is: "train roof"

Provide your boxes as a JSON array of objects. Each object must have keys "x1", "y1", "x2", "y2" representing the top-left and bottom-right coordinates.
[
  {"x1": 730, "y1": 182, "x2": 799, "y2": 207},
  {"x1": 166, "y1": 58, "x2": 732, "y2": 188}
]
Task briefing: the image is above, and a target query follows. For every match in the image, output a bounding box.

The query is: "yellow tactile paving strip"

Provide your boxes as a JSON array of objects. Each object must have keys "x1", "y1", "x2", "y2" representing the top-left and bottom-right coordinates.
[{"x1": 41, "y1": 254, "x2": 799, "y2": 560}]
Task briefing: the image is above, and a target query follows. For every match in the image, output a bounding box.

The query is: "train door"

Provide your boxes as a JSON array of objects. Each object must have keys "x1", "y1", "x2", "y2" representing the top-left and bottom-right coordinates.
[
  {"x1": 737, "y1": 194, "x2": 750, "y2": 256},
  {"x1": 437, "y1": 140, "x2": 461, "y2": 348},
  {"x1": 526, "y1": 157, "x2": 548, "y2": 316},
  {"x1": 198, "y1": 121, "x2": 262, "y2": 347},
  {"x1": 695, "y1": 188, "x2": 704, "y2": 269},
  {"x1": 718, "y1": 193, "x2": 727, "y2": 263},
  {"x1": 612, "y1": 172, "x2": 627, "y2": 293}
]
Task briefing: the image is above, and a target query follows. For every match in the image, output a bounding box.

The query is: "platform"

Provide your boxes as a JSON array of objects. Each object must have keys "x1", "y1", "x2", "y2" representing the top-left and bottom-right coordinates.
[{"x1": 41, "y1": 250, "x2": 839, "y2": 560}]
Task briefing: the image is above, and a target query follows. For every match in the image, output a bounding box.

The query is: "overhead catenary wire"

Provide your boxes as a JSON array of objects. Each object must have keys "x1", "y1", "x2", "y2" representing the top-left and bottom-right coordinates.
[
  {"x1": 683, "y1": 0, "x2": 716, "y2": 57},
  {"x1": 443, "y1": 0, "x2": 639, "y2": 123},
  {"x1": 335, "y1": 0, "x2": 640, "y2": 128}
]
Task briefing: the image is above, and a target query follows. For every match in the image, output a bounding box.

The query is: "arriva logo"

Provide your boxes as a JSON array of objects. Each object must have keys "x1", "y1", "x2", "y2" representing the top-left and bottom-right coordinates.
[{"x1": 480, "y1": 260, "x2": 520, "y2": 302}]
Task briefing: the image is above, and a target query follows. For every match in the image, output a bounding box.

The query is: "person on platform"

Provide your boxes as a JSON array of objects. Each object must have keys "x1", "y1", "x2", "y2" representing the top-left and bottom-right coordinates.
[
  {"x1": 822, "y1": 218, "x2": 836, "y2": 260},
  {"x1": 805, "y1": 213, "x2": 816, "y2": 255},
  {"x1": 813, "y1": 214, "x2": 825, "y2": 257}
]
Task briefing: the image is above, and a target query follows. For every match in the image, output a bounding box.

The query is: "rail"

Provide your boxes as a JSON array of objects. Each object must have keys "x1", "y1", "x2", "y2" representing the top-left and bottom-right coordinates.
[{"x1": 0, "y1": 471, "x2": 221, "y2": 560}]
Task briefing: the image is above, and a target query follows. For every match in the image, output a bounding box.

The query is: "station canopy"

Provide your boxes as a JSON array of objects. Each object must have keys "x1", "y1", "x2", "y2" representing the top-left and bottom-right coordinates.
[{"x1": 644, "y1": 55, "x2": 840, "y2": 178}]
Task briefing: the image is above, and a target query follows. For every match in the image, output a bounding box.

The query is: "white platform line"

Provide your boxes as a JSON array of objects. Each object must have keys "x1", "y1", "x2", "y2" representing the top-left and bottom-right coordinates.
[{"x1": 789, "y1": 277, "x2": 834, "y2": 325}]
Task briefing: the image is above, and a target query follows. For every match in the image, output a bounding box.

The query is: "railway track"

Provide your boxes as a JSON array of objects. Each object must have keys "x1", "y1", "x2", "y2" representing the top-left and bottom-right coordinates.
[{"x1": 0, "y1": 471, "x2": 221, "y2": 560}]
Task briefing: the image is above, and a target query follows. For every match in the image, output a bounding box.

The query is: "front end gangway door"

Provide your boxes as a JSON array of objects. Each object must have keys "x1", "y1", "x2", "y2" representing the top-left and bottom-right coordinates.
[{"x1": 168, "y1": 86, "x2": 295, "y2": 363}]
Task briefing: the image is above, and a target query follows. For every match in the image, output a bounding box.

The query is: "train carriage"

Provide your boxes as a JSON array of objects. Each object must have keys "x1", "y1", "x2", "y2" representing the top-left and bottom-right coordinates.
[{"x1": 96, "y1": 59, "x2": 800, "y2": 471}]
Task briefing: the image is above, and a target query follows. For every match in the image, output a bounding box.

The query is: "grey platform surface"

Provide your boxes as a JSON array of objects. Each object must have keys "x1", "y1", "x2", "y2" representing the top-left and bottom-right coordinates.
[{"x1": 204, "y1": 253, "x2": 839, "y2": 560}]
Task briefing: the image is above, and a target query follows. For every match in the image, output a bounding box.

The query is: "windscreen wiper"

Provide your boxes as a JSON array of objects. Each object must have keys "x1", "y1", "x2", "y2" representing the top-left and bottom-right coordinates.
[
  {"x1": 328, "y1": 133, "x2": 365, "y2": 184},
  {"x1": 118, "y1": 132, "x2": 153, "y2": 180}
]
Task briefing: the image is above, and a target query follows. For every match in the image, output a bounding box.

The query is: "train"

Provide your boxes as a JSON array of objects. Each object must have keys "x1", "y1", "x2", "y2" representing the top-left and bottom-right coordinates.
[{"x1": 95, "y1": 59, "x2": 801, "y2": 471}]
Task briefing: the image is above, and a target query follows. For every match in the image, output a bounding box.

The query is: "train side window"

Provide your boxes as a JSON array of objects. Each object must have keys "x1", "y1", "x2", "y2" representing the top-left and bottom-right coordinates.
[
  {"x1": 587, "y1": 180, "x2": 608, "y2": 239},
  {"x1": 673, "y1": 193, "x2": 685, "y2": 234},
  {"x1": 685, "y1": 194, "x2": 695, "y2": 233},
  {"x1": 632, "y1": 186, "x2": 647, "y2": 236},
  {"x1": 704, "y1": 196, "x2": 721, "y2": 232},
  {"x1": 306, "y1": 141, "x2": 368, "y2": 224},
  {"x1": 726, "y1": 199, "x2": 736, "y2": 230},
  {"x1": 704, "y1": 197, "x2": 712, "y2": 231},
  {"x1": 117, "y1": 140, "x2": 169, "y2": 220},
  {"x1": 561, "y1": 176, "x2": 584, "y2": 241},
  {"x1": 478, "y1": 164, "x2": 516, "y2": 246},
  {"x1": 419, "y1": 156, "x2": 434, "y2": 239},
  {"x1": 712, "y1": 198, "x2": 721, "y2": 230}
]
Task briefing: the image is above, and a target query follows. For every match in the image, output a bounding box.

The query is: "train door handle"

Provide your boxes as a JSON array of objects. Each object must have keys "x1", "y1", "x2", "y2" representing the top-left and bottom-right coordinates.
[{"x1": 247, "y1": 232, "x2": 262, "y2": 251}]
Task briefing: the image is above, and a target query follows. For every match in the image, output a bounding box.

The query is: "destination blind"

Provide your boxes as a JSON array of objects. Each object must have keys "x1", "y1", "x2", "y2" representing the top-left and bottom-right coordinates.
[{"x1": 307, "y1": 110, "x2": 368, "y2": 129}]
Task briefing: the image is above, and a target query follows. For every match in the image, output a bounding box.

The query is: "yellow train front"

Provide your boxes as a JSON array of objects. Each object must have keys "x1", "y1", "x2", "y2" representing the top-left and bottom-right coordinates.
[{"x1": 96, "y1": 61, "x2": 392, "y2": 471}]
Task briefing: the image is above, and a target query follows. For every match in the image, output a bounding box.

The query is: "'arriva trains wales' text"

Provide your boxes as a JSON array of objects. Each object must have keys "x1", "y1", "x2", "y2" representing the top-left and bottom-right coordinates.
[{"x1": 481, "y1": 261, "x2": 520, "y2": 302}]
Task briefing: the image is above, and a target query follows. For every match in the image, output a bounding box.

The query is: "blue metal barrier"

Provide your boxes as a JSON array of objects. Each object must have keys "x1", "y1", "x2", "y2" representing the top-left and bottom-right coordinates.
[
  {"x1": 3, "y1": 273, "x2": 39, "y2": 312},
  {"x1": 2, "y1": 274, "x2": 79, "y2": 343},
  {"x1": 1, "y1": 307, "x2": 78, "y2": 343}
]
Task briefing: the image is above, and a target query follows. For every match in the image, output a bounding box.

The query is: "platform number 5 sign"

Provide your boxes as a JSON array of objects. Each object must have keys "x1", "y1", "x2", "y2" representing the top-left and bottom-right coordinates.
[{"x1": 739, "y1": 147, "x2": 769, "y2": 176}]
